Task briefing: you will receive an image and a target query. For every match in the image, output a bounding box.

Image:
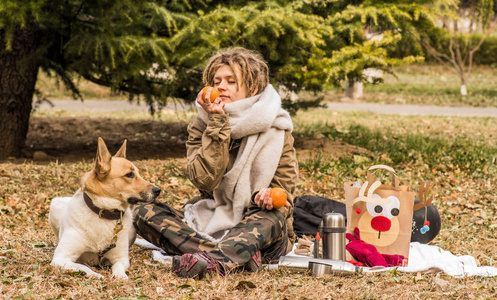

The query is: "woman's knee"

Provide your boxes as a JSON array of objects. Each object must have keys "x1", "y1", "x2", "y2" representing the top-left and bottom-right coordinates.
[{"x1": 245, "y1": 208, "x2": 287, "y2": 237}]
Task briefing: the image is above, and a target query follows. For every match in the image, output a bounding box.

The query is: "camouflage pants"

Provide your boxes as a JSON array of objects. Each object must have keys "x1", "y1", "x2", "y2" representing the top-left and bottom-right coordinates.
[{"x1": 133, "y1": 202, "x2": 288, "y2": 271}]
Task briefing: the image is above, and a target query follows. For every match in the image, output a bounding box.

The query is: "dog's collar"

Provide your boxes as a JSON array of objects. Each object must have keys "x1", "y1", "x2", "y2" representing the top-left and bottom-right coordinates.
[{"x1": 83, "y1": 192, "x2": 124, "y2": 220}]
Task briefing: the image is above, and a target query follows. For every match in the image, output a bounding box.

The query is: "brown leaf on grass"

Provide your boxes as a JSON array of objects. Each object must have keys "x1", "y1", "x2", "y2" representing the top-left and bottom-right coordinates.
[
  {"x1": 54, "y1": 281, "x2": 72, "y2": 288},
  {"x1": 432, "y1": 277, "x2": 451, "y2": 288},
  {"x1": 414, "y1": 272, "x2": 423, "y2": 282},
  {"x1": 450, "y1": 206, "x2": 462, "y2": 213},
  {"x1": 235, "y1": 280, "x2": 256, "y2": 290}
]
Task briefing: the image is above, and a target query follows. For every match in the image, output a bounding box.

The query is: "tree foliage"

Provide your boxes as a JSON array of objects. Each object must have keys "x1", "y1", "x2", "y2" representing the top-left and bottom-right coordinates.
[
  {"x1": 1, "y1": 0, "x2": 433, "y2": 107},
  {"x1": 0, "y1": 0, "x2": 456, "y2": 158}
]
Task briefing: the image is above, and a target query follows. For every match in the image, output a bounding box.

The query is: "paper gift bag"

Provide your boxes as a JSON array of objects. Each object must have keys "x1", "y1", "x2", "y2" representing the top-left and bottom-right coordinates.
[{"x1": 345, "y1": 165, "x2": 415, "y2": 260}]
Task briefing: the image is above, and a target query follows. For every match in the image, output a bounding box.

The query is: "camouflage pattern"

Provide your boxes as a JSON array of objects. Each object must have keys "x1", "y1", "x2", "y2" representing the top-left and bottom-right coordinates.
[
  {"x1": 208, "y1": 207, "x2": 288, "y2": 271},
  {"x1": 133, "y1": 203, "x2": 288, "y2": 272},
  {"x1": 133, "y1": 202, "x2": 216, "y2": 255}
]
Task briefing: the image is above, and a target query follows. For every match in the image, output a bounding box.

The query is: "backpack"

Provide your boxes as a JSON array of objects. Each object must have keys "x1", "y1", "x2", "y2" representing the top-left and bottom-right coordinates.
[{"x1": 292, "y1": 195, "x2": 346, "y2": 237}]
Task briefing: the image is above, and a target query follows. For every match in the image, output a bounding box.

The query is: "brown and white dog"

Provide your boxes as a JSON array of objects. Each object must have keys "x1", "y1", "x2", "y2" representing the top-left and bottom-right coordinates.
[{"x1": 49, "y1": 137, "x2": 160, "y2": 279}]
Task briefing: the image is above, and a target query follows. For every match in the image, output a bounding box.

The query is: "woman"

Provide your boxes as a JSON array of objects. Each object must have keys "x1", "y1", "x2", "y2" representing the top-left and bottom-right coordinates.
[{"x1": 133, "y1": 47, "x2": 298, "y2": 278}]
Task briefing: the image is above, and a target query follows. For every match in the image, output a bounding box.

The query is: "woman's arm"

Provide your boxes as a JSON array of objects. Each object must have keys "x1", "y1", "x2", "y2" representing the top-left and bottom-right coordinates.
[{"x1": 185, "y1": 114, "x2": 231, "y2": 191}]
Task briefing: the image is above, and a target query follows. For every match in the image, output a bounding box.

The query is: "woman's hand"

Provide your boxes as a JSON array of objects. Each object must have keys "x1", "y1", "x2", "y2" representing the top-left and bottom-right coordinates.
[
  {"x1": 255, "y1": 188, "x2": 290, "y2": 210},
  {"x1": 197, "y1": 88, "x2": 225, "y2": 114}
]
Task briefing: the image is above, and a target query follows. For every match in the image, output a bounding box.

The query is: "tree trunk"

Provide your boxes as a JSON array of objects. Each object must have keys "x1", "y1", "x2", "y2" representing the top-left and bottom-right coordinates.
[
  {"x1": 345, "y1": 79, "x2": 363, "y2": 100},
  {"x1": 460, "y1": 74, "x2": 468, "y2": 96},
  {"x1": 0, "y1": 27, "x2": 41, "y2": 159}
]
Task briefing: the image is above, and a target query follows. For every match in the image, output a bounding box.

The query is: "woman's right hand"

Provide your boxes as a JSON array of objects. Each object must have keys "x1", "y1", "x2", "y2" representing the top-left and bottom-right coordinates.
[{"x1": 197, "y1": 88, "x2": 225, "y2": 114}]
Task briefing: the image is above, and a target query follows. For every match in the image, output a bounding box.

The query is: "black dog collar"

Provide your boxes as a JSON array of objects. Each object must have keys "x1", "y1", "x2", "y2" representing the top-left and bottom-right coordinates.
[{"x1": 83, "y1": 192, "x2": 124, "y2": 220}]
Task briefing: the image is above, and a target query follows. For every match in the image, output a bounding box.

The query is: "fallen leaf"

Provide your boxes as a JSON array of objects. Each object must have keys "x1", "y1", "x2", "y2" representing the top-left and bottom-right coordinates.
[
  {"x1": 55, "y1": 281, "x2": 72, "y2": 288},
  {"x1": 235, "y1": 280, "x2": 256, "y2": 290},
  {"x1": 450, "y1": 207, "x2": 462, "y2": 213},
  {"x1": 414, "y1": 272, "x2": 423, "y2": 282},
  {"x1": 432, "y1": 277, "x2": 451, "y2": 288}
]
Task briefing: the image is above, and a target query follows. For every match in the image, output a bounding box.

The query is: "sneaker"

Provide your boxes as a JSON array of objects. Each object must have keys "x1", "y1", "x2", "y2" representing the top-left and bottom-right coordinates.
[
  {"x1": 243, "y1": 250, "x2": 262, "y2": 272},
  {"x1": 172, "y1": 250, "x2": 223, "y2": 279}
]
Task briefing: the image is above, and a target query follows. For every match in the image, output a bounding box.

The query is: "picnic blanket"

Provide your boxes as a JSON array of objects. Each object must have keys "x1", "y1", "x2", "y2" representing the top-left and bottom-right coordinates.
[{"x1": 376, "y1": 242, "x2": 497, "y2": 277}]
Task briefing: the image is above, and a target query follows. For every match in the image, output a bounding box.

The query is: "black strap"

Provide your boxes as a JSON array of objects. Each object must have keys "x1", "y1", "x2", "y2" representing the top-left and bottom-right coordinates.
[
  {"x1": 83, "y1": 192, "x2": 124, "y2": 220},
  {"x1": 319, "y1": 227, "x2": 347, "y2": 233}
]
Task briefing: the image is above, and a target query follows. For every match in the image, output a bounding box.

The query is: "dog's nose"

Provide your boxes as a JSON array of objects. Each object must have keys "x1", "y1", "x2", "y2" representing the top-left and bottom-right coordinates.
[{"x1": 152, "y1": 186, "x2": 161, "y2": 198}]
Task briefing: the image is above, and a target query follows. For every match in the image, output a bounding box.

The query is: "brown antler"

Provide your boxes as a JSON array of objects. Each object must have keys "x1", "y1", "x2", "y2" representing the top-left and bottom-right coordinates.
[{"x1": 413, "y1": 181, "x2": 433, "y2": 211}]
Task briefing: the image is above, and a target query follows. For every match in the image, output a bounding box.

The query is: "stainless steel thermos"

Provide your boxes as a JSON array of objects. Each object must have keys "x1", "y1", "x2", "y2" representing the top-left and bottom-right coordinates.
[
  {"x1": 277, "y1": 256, "x2": 360, "y2": 276},
  {"x1": 319, "y1": 213, "x2": 346, "y2": 261},
  {"x1": 275, "y1": 213, "x2": 353, "y2": 276}
]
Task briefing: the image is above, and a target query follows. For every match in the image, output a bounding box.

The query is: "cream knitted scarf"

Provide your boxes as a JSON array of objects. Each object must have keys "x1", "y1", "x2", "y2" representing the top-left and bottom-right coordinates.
[{"x1": 183, "y1": 84, "x2": 293, "y2": 242}]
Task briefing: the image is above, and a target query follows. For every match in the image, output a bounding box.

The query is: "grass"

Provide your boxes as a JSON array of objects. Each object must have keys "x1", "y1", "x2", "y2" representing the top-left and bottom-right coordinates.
[
  {"x1": 293, "y1": 110, "x2": 497, "y2": 178},
  {"x1": 2, "y1": 65, "x2": 497, "y2": 299},
  {"x1": 2, "y1": 107, "x2": 497, "y2": 299},
  {"x1": 33, "y1": 107, "x2": 198, "y2": 124},
  {"x1": 317, "y1": 64, "x2": 497, "y2": 107},
  {"x1": 35, "y1": 72, "x2": 128, "y2": 101}
]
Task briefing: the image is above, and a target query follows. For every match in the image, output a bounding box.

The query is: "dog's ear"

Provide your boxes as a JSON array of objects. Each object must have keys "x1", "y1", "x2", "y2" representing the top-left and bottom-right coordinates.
[
  {"x1": 114, "y1": 139, "x2": 127, "y2": 158},
  {"x1": 95, "y1": 137, "x2": 112, "y2": 178}
]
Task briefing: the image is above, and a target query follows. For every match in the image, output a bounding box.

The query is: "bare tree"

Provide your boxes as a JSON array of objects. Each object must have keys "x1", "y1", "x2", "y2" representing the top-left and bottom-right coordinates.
[{"x1": 419, "y1": 0, "x2": 496, "y2": 96}]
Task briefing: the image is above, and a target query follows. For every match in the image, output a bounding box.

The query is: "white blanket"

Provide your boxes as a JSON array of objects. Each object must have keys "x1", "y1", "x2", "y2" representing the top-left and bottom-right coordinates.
[
  {"x1": 361, "y1": 242, "x2": 497, "y2": 277},
  {"x1": 392, "y1": 242, "x2": 497, "y2": 277}
]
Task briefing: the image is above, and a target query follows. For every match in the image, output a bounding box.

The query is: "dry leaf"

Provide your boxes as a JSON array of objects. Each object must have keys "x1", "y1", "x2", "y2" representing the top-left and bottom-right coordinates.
[
  {"x1": 414, "y1": 272, "x2": 423, "y2": 282},
  {"x1": 432, "y1": 277, "x2": 451, "y2": 288}
]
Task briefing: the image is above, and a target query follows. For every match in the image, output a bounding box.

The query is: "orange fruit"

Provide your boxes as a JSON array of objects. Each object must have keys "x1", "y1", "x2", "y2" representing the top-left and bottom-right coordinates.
[
  {"x1": 201, "y1": 86, "x2": 220, "y2": 103},
  {"x1": 270, "y1": 187, "x2": 287, "y2": 209}
]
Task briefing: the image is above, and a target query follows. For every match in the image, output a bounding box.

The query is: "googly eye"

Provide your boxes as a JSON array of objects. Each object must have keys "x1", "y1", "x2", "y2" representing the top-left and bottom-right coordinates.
[
  {"x1": 366, "y1": 194, "x2": 383, "y2": 217},
  {"x1": 366, "y1": 195, "x2": 400, "y2": 219},
  {"x1": 382, "y1": 196, "x2": 400, "y2": 219}
]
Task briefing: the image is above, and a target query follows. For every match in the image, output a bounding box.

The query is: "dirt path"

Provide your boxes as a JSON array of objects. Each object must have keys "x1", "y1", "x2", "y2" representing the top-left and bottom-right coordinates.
[
  {"x1": 25, "y1": 117, "x2": 370, "y2": 163},
  {"x1": 23, "y1": 99, "x2": 495, "y2": 162},
  {"x1": 35, "y1": 99, "x2": 497, "y2": 117}
]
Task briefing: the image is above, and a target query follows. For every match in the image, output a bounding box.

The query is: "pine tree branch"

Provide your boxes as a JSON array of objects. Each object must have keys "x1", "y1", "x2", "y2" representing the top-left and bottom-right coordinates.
[{"x1": 72, "y1": 1, "x2": 86, "y2": 19}]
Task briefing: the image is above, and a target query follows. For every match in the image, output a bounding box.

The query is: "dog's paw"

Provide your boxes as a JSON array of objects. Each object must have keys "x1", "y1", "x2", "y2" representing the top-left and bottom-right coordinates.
[
  {"x1": 93, "y1": 273, "x2": 105, "y2": 279},
  {"x1": 111, "y1": 262, "x2": 129, "y2": 280},
  {"x1": 112, "y1": 272, "x2": 129, "y2": 280},
  {"x1": 85, "y1": 270, "x2": 104, "y2": 278}
]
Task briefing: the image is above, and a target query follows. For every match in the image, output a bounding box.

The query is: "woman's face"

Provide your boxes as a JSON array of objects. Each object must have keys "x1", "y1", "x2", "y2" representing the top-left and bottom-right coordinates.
[{"x1": 213, "y1": 65, "x2": 250, "y2": 103}]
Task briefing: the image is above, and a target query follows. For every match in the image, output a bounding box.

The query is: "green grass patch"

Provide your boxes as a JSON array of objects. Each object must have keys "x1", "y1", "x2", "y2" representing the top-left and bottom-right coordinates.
[
  {"x1": 363, "y1": 64, "x2": 497, "y2": 106},
  {"x1": 316, "y1": 64, "x2": 497, "y2": 107},
  {"x1": 294, "y1": 110, "x2": 497, "y2": 180}
]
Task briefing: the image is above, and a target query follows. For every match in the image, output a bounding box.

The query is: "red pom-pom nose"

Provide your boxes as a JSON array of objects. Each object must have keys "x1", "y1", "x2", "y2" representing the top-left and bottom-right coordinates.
[{"x1": 371, "y1": 216, "x2": 391, "y2": 232}]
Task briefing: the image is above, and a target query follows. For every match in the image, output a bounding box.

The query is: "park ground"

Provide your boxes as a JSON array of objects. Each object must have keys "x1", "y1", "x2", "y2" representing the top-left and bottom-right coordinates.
[{"x1": 1, "y1": 64, "x2": 497, "y2": 299}]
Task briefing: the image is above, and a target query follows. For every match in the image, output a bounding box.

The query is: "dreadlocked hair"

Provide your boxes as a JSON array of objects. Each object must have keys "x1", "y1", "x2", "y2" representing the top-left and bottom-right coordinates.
[{"x1": 203, "y1": 47, "x2": 269, "y2": 96}]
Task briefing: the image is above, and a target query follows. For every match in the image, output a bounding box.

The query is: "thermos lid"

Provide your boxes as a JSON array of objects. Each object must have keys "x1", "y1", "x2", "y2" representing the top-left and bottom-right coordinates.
[{"x1": 321, "y1": 212, "x2": 346, "y2": 228}]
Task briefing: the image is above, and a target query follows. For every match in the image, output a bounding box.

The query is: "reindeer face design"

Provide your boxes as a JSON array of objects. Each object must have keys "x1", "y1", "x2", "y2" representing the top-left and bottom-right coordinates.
[{"x1": 352, "y1": 181, "x2": 402, "y2": 247}]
